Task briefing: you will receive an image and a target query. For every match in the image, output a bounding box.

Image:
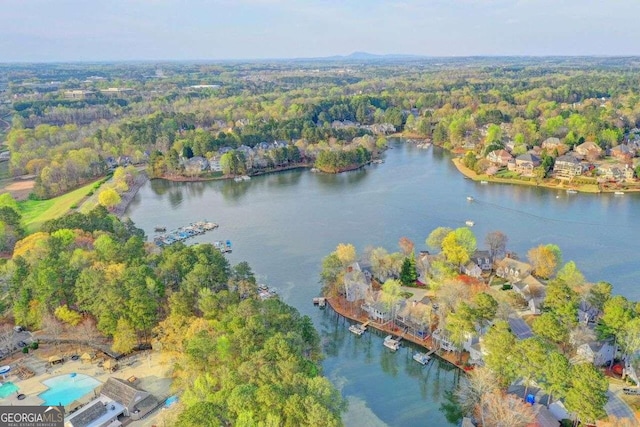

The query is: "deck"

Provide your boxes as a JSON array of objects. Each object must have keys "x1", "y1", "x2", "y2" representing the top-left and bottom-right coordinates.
[{"x1": 326, "y1": 297, "x2": 469, "y2": 370}]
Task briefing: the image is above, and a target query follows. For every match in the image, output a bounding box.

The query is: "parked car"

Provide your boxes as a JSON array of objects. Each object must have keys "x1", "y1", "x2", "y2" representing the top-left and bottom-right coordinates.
[
  {"x1": 17, "y1": 341, "x2": 26, "y2": 348},
  {"x1": 622, "y1": 387, "x2": 640, "y2": 395},
  {"x1": 13, "y1": 326, "x2": 24, "y2": 332}
]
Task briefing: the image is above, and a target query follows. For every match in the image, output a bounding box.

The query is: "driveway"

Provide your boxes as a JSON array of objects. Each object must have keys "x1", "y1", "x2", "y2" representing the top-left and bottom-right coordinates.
[{"x1": 605, "y1": 389, "x2": 636, "y2": 421}]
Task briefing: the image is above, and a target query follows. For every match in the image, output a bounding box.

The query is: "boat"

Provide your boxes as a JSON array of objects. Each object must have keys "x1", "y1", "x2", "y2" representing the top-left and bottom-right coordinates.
[
  {"x1": 241, "y1": 175, "x2": 251, "y2": 181},
  {"x1": 383, "y1": 335, "x2": 401, "y2": 351},
  {"x1": 312, "y1": 297, "x2": 326, "y2": 308},
  {"x1": 349, "y1": 324, "x2": 367, "y2": 336},
  {"x1": 234, "y1": 176, "x2": 243, "y2": 182},
  {"x1": 466, "y1": 196, "x2": 474, "y2": 202},
  {"x1": 413, "y1": 352, "x2": 431, "y2": 365},
  {"x1": 480, "y1": 180, "x2": 488, "y2": 185},
  {"x1": 566, "y1": 189, "x2": 578, "y2": 194},
  {"x1": 465, "y1": 220, "x2": 474, "y2": 227},
  {"x1": 615, "y1": 191, "x2": 625, "y2": 196},
  {"x1": 154, "y1": 226, "x2": 166, "y2": 232}
]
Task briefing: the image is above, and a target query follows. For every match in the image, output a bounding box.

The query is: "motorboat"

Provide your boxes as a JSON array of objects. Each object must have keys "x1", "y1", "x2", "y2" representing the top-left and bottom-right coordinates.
[
  {"x1": 413, "y1": 352, "x2": 431, "y2": 365},
  {"x1": 383, "y1": 335, "x2": 401, "y2": 351}
]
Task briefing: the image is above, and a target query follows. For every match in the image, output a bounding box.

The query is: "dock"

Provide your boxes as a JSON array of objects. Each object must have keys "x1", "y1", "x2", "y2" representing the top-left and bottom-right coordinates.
[
  {"x1": 325, "y1": 297, "x2": 469, "y2": 370},
  {"x1": 312, "y1": 297, "x2": 326, "y2": 308},
  {"x1": 154, "y1": 221, "x2": 219, "y2": 247}
]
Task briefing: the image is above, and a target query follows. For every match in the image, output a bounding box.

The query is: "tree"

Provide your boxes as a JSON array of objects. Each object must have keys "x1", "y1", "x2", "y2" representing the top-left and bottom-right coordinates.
[
  {"x1": 455, "y1": 367, "x2": 499, "y2": 425},
  {"x1": 542, "y1": 351, "x2": 571, "y2": 406},
  {"x1": 588, "y1": 281, "x2": 612, "y2": 312},
  {"x1": 483, "y1": 320, "x2": 518, "y2": 387},
  {"x1": 445, "y1": 302, "x2": 476, "y2": 358},
  {"x1": 320, "y1": 253, "x2": 343, "y2": 296},
  {"x1": 485, "y1": 231, "x2": 508, "y2": 261},
  {"x1": 597, "y1": 295, "x2": 633, "y2": 365},
  {"x1": 556, "y1": 261, "x2": 585, "y2": 289},
  {"x1": 527, "y1": 244, "x2": 559, "y2": 279},
  {"x1": 442, "y1": 228, "x2": 476, "y2": 267},
  {"x1": 482, "y1": 391, "x2": 535, "y2": 427},
  {"x1": 334, "y1": 243, "x2": 356, "y2": 267},
  {"x1": 565, "y1": 363, "x2": 608, "y2": 424},
  {"x1": 398, "y1": 237, "x2": 414, "y2": 256},
  {"x1": 54, "y1": 305, "x2": 83, "y2": 326},
  {"x1": 532, "y1": 312, "x2": 568, "y2": 346},
  {"x1": 399, "y1": 255, "x2": 417, "y2": 286},
  {"x1": 473, "y1": 293, "x2": 498, "y2": 327},
  {"x1": 544, "y1": 279, "x2": 579, "y2": 328},
  {"x1": 98, "y1": 187, "x2": 121, "y2": 210},
  {"x1": 112, "y1": 318, "x2": 137, "y2": 354},
  {"x1": 515, "y1": 337, "x2": 548, "y2": 397},
  {"x1": 426, "y1": 227, "x2": 452, "y2": 251}
]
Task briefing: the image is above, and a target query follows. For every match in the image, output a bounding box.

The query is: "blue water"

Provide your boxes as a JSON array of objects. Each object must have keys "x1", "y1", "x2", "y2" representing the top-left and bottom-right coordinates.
[
  {"x1": 39, "y1": 374, "x2": 101, "y2": 406},
  {"x1": 0, "y1": 382, "x2": 19, "y2": 399}
]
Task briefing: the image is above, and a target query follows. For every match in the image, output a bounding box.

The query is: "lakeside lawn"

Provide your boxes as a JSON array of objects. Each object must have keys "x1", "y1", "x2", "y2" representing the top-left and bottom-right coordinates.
[{"x1": 19, "y1": 180, "x2": 101, "y2": 233}]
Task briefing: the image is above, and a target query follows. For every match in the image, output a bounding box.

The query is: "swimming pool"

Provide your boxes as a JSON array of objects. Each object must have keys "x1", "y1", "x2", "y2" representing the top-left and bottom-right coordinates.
[
  {"x1": 0, "y1": 382, "x2": 19, "y2": 398},
  {"x1": 38, "y1": 373, "x2": 102, "y2": 406}
]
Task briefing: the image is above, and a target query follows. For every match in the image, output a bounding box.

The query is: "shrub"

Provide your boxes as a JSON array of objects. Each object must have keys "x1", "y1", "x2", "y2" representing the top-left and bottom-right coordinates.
[
  {"x1": 501, "y1": 284, "x2": 512, "y2": 290},
  {"x1": 22, "y1": 347, "x2": 29, "y2": 354},
  {"x1": 30, "y1": 341, "x2": 39, "y2": 350}
]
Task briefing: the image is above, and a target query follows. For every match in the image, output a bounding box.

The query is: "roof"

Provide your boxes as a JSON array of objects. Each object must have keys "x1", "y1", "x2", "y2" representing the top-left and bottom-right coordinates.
[
  {"x1": 576, "y1": 140, "x2": 602, "y2": 151},
  {"x1": 532, "y1": 403, "x2": 560, "y2": 427},
  {"x1": 100, "y1": 378, "x2": 151, "y2": 411},
  {"x1": 555, "y1": 154, "x2": 580, "y2": 164},
  {"x1": 508, "y1": 317, "x2": 534, "y2": 340},
  {"x1": 517, "y1": 153, "x2": 540, "y2": 163},
  {"x1": 66, "y1": 401, "x2": 107, "y2": 427}
]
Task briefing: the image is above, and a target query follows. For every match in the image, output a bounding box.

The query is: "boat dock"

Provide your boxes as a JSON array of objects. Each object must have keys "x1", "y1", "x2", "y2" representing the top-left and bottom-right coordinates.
[
  {"x1": 154, "y1": 221, "x2": 218, "y2": 247},
  {"x1": 312, "y1": 297, "x2": 326, "y2": 307},
  {"x1": 325, "y1": 297, "x2": 469, "y2": 370}
]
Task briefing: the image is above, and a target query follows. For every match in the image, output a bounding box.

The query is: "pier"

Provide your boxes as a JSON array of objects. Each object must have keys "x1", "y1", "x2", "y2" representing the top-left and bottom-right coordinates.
[
  {"x1": 153, "y1": 221, "x2": 219, "y2": 247},
  {"x1": 325, "y1": 297, "x2": 469, "y2": 370}
]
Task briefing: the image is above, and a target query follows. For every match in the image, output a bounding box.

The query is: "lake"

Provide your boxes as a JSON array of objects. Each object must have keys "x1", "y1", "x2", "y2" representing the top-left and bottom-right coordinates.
[{"x1": 126, "y1": 140, "x2": 640, "y2": 426}]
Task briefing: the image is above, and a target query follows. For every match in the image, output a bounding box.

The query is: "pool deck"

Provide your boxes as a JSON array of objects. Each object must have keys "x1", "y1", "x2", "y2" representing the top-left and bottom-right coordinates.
[{"x1": 0, "y1": 347, "x2": 172, "y2": 420}]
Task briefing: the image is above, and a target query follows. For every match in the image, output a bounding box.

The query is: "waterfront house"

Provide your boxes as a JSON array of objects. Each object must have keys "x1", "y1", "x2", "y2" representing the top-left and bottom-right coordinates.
[
  {"x1": 344, "y1": 263, "x2": 370, "y2": 303},
  {"x1": 361, "y1": 291, "x2": 393, "y2": 324},
  {"x1": 495, "y1": 257, "x2": 532, "y2": 283},
  {"x1": 185, "y1": 156, "x2": 209, "y2": 172},
  {"x1": 553, "y1": 154, "x2": 583, "y2": 178},
  {"x1": 575, "y1": 141, "x2": 603, "y2": 161},
  {"x1": 597, "y1": 163, "x2": 633, "y2": 182},
  {"x1": 486, "y1": 149, "x2": 513, "y2": 167},
  {"x1": 208, "y1": 155, "x2": 222, "y2": 172},
  {"x1": 514, "y1": 153, "x2": 540, "y2": 176},
  {"x1": 470, "y1": 250, "x2": 492, "y2": 272},
  {"x1": 395, "y1": 299, "x2": 431, "y2": 339},
  {"x1": 610, "y1": 144, "x2": 636, "y2": 161},
  {"x1": 575, "y1": 341, "x2": 615, "y2": 366}
]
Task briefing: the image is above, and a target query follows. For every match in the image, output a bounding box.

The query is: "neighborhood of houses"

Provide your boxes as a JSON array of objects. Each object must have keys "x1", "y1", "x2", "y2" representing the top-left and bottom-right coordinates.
[
  {"x1": 481, "y1": 130, "x2": 640, "y2": 183},
  {"x1": 331, "y1": 246, "x2": 635, "y2": 425}
]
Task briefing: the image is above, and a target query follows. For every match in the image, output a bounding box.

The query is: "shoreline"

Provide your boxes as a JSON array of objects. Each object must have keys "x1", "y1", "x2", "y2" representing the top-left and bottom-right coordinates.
[
  {"x1": 112, "y1": 171, "x2": 149, "y2": 218},
  {"x1": 451, "y1": 157, "x2": 640, "y2": 194},
  {"x1": 325, "y1": 296, "x2": 469, "y2": 371}
]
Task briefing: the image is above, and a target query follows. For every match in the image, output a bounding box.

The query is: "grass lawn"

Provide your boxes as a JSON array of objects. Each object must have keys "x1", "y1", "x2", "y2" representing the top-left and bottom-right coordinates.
[{"x1": 19, "y1": 180, "x2": 100, "y2": 233}]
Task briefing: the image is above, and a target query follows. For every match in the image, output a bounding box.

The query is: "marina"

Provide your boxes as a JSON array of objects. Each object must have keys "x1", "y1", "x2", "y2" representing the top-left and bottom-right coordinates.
[
  {"x1": 153, "y1": 221, "x2": 218, "y2": 247},
  {"x1": 214, "y1": 240, "x2": 232, "y2": 253}
]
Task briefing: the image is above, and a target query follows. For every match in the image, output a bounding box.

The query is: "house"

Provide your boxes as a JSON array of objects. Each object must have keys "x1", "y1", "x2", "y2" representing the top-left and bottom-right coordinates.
[
  {"x1": 185, "y1": 156, "x2": 209, "y2": 172},
  {"x1": 361, "y1": 291, "x2": 393, "y2": 324},
  {"x1": 64, "y1": 396, "x2": 126, "y2": 427},
  {"x1": 575, "y1": 141, "x2": 603, "y2": 161},
  {"x1": 100, "y1": 378, "x2": 158, "y2": 419},
  {"x1": 578, "y1": 300, "x2": 599, "y2": 325},
  {"x1": 597, "y1": 163, "x2": 633, "y2": 182},
  {"x1": 344, "y1": 263, "x2": 370, "y2": 302},
  {"x1": 495, "y1": 257, "x2": 532, "y2": 283},
  {"x1": 208, "y1": 155, "x2": 222, "y2": 172},
  {"x1": 395, "y1": 299, "x2": 431, "y2": 339},
  {"x1": 487, "y1": 149, "x2": 513, "y2": 167},
  {"x1": 541, "y1": 137, "x2": 561, "y2": 151},
  {"x1": 553, "y1": 154, "x2": 583, "y2": 178},
  {"x1": 576, "y1": 341, "x2": 615, "y2": 366},
  {"x1": 610, "y1": 144, "x2": 635, "y2": 161},
  {"x1": 513, "y1": 153, "x2": 540, "y2": 176},
  {"x1": 513, "y1": 275, "x2": 546, "y2": 314},
  {"x1": 63, "y1": 89, "x2": 95, "y2": 99},
  {"x1": 462, "y1": 261, "x2": 482, "y2": 278},
  {"x1": 470, "y1": 250, "x2": 492, "y2": 272},
  {"x1": 507, "y1": 316, "x2": 534, "y2": 340}
]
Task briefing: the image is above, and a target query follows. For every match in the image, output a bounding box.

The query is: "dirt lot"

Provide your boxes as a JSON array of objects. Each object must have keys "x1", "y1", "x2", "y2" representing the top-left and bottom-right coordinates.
[{"x1": 3, "y1": 179, "x2": 35, "y2": 201}]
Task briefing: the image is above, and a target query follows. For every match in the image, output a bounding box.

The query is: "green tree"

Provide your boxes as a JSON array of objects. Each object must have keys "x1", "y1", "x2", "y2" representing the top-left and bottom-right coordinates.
[
  {"x1": 473, "y1": 293, "x2": 498, "y2": 327},
  {"x1": 542, "y1": 351, "x2": 571, "y2": 406},
  {"x1": 596, "y1": 295, "x2": 633, "y2": 364},
  {"x1": 544, "y1": 279, "x2": 579, "y2": 329},
  {"x1": 426, "y1": 227, "x2": 453, "y2": 251},
  {"x1": 565, "y1": 363, "x2": 608, "y2": 424},
  {"x1": 532, "y1": 312, "x2": 568, "y2": 347},
  {"x1": 556, "y1": 261, "x2": 585, "y2": 288},
  {"x1": 112, "y1": 317, "x2": 137, "y2": 354},
  {"x1": 441, "y1": 228, "x2": 476, "y2": 267},
  {"x1": 483, "y1": 320, "x2": 518, "y2": 387},
  {"x1": 399, "y1": 255, "x2": 417, "y2": 286}
]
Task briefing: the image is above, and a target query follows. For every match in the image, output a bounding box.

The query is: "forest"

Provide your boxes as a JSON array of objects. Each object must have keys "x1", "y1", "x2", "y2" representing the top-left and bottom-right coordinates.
[{"x1": 4, "y1": 57, "x2": 640, "y2": 197}]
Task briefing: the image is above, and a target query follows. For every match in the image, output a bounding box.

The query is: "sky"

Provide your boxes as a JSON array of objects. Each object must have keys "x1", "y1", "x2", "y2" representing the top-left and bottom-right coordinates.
[{"x1": 2, "y1": 0, "x2": 640, "y2": 62}]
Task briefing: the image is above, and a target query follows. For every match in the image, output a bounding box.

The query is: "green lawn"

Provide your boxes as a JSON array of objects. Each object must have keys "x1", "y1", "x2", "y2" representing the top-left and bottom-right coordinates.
[{"x1": 19, "y1": 180, "x2": 100, "y2": 233}]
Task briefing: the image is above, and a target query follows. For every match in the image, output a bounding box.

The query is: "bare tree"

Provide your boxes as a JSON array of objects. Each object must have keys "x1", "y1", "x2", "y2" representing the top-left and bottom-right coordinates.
[
  {"x1": 455, "y1": 367, "x2": 499, "y2": 426},
  {"x1": 398, "y1": 237, "x2": 415, "y2": 256},
  {"x1": 482, "y1": 391, "x2": 535, "y2": 427},
  {"x1": 485, "y1": 231, "x2": 508, "y2": 261},
  {"x1": 42, "y1": 313, "x2": 65, "y2": 346},
  {"x1": 75, "y1": 317, "x2": 101, "y2": 348}
]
